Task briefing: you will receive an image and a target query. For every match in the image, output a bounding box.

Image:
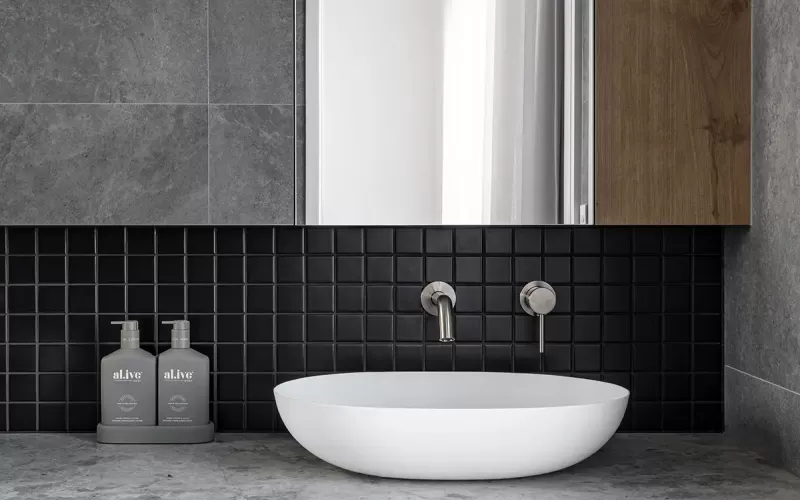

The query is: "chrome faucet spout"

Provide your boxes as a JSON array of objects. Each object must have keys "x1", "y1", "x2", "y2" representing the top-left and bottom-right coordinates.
[
  {"x1": 434, "y1": 293, "x2": 454, "y2": 343},
  {"x1": 421, "y1": 282, "x2": 457, "y2": 343}
]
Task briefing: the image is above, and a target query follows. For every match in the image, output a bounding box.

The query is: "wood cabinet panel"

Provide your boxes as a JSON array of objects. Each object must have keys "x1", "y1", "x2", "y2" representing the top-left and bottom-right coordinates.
[{"x1": 595, "y1": 0, "x2": 751, "y2": 225}]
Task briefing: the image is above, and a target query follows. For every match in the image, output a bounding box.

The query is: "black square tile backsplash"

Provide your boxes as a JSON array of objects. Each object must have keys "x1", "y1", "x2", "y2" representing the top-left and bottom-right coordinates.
[{"x1": 0, "y1": 226, "x2": 723, "y2": 433}]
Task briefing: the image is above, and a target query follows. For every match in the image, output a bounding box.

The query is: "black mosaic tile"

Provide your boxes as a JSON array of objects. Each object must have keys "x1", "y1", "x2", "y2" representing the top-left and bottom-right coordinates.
[
  {"x1": 365, "y1": 228, "x2": 393, "y2": 254},
  {"x1": 217, "y1": 228, "x2": 244, "y2": 254},
  {"x1": 98, "y1": 227, "x2": 125, "y2": 254},
  {"x1": 38, "y1": 228, "x2": 66, "y2": 254},
  {"x1": 455, "y1": 228, "x2": 482, "y2": 254},
  {"x1": 39, "y1": 256, "x2": 66, "y2": 283},
  {"x1": 0, "y1": 226, "x2": 723, "y2": 433}
]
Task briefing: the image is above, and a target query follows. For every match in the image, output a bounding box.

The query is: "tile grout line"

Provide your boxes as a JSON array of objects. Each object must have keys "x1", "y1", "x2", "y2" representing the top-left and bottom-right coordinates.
[
  {"x1": 690, "y1": 229, "x2": 697, "y2": 431},
  {"x1": 421, "y1": 231, "x2": 427, "y2": 371},
  {"x1": 719, "y1": 232, "x2": 726, "y2": 425},
  {"x1": 116, "y1": 227, "x2": 129, "y2": 429},
  {"x1": 482, "y1": 229, "x2": 489, "y2": 373},
  {"x1": 212, "y1": 228, "x2": 219, "y2": 428},
  {"x1": 327, "y1": 231, "x2": 336, "y2": 376},
  {"x1": 628, "y1": 232, "x2": 636, "y2": 426},
  {"x1": 726, "y1": 365, "x2": 800, "y2": 398},
  {"x1": 272, "y1": 230, "x2": 278, "y2": 430},
  {"x1": 5, "y1": 228, "x2": 9, "y2": 431},
  {"x1": 183, "y1": 228, "x2": 189, "y2": 321},
  {"x1": 64, "y1": 228, "x2": 71, "y2": 431},
  {"x1": 599, "y1": 229, "x2": 606, "y2": 377},
  {"x1": 34, "y1": 229, "x2": 39, "y2": 430},
  {"x1": 241, "y1": 229, "x2": 248, "y2": 430},
  {"x1": 153, "y1": 230, "x2": 159, "y2": 347},
  {"x1": 659, "y1": 229, "x2": 667, "y2": 430}
]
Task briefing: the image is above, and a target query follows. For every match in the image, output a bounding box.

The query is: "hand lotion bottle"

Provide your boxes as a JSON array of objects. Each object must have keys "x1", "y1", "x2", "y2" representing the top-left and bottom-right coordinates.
[
  {"x1": 100, "y1": 321, "x2": 156, "y2": 426},
  {"x1": 158, "y1": 320, "x2": 210, "y2": 426}
]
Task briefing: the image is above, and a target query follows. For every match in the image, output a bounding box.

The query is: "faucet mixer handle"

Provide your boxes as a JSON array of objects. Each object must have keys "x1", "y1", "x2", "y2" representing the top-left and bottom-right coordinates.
[
  {"x1": 520, "y1": 281, "x2": 556, "y2": 356},
  {"x1": 520, "y1": 281, "x2": 556, "y2": 316}
]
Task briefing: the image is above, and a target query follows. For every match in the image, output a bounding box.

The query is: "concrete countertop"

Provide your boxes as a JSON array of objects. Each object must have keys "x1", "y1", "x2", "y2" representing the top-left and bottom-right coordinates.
[{"x1": 1, "y1": 433, "x2": 799, "y2": 499}]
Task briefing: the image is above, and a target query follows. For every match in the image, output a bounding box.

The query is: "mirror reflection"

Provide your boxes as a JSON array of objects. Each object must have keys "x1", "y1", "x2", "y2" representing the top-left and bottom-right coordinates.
[{"x1": 306, "y1": 0, "x2": 592, "y2": 225}]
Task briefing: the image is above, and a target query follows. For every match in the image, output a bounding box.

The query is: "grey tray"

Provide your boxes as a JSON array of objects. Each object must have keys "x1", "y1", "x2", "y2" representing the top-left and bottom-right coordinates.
[{"x1": 97, "y1": 422, "x2": 215, "y2": 444}]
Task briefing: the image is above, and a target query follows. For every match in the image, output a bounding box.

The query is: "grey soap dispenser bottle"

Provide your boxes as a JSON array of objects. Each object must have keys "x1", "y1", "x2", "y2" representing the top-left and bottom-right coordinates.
[
  {"x1": 100, "y1": 321, "x2": 157, "y2": 426},
  {"x1": 158, "y1": 320, "x2": 210, "y2": 426}
]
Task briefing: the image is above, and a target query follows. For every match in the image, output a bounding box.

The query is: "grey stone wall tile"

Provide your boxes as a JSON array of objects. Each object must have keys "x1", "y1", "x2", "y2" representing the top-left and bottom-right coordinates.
[
  {"x1": 0, "y1": 104, "x2": 208, "y2": 224},
  {"x1": 209, "y1": 0, "x2": 294, "y2": 105},
  {"x1": 209, "y1": 105, "x2": 294, "y2": 224},
  {"x1": 295, "y1": 0, "x2": 305, "y2": 106},
  {"x1": 726, "y1": 367, "x2": 800, "y2": 476},
  {"x1": 0, "y1": 0, "x2": 207, "y2": 103}
]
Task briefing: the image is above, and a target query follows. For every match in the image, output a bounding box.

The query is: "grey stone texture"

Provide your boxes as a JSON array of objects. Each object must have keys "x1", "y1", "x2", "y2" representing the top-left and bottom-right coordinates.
[
  {"x1": 726, "y1": 367, "x2": 800, "y2": 477},
  {"x1": 0, "y1": 0, "x2": 208, "y2": 103},
  {"x1": 0, "y1": 104, "x2": 208, "y2": 224},
  {"x1": 0, "y1": 0, "x2": 303, "y2": 224},
  {"x1": 209, "y1": 0, "x2": 295, "y2": 105},
  {"x1": 209, "y1": 105, "x2": 295, "y2": 224},
  {"x1": 2, "y1": 433, "x2": 800, "y2": 500},
  {"x1": 296, "y1": 0, "x2": 306, "y2": 105},
  {"x1": 724, "y1": 0, "x2": 800, "y2": 477}
]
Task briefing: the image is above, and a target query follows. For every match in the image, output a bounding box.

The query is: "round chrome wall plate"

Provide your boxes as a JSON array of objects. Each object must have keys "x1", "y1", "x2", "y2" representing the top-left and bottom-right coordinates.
[
  {"x1": 420, "y1": 281, "x2": 456, "y2": 316},
  {"x1": 520, "y1": 281, "x2": 556, "y2": 316}
]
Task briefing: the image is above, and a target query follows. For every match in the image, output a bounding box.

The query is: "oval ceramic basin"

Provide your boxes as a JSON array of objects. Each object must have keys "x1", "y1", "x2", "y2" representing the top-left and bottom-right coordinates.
[{"x1": 274, "y1": 372, "x2": 629, "y2": 480}]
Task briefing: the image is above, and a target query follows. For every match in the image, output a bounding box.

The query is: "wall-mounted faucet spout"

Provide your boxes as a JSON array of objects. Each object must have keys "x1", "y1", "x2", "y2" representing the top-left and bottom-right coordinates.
[
  {"x1": 421, "y1": 282, "x2": 457, "y2": 343},
  {"x1": 433, "y1": 292, "x2": 454, "y2": 342}
]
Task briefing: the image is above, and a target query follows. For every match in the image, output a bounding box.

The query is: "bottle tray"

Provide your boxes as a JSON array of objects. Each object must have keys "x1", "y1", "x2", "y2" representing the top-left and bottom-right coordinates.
[{"x1": 96, "y1": 422, "x2": 215, "y2": 444}]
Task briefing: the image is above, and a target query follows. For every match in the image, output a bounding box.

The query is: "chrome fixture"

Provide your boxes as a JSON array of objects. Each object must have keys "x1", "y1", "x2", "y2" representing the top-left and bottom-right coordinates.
[
  {"x1": 421, "y1": 282, "x2": 457, "y2": 343},
  {"x1": 520, "y1": 281, "x2": 557, "y2": 354}
]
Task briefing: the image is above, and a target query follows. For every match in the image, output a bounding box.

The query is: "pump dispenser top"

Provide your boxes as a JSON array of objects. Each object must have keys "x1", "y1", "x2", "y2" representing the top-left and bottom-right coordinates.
[
  {"x1": 110, "y1": 320, "x2": 140, "y2": 349},
  {"x1": 163, "y1": 320, "x2": 191, "y2": 348}
]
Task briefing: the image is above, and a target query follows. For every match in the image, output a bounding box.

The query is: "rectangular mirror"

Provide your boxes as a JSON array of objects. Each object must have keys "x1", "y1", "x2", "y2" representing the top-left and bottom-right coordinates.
[{"x1": 306, "y1": 0, "x2": 593, "y2": 225}]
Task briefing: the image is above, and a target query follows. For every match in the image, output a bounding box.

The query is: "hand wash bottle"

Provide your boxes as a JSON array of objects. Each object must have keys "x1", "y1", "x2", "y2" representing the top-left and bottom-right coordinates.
[
  {"x1": 158, "y1": 320, "x2": 210, "y2": 426},
  {"x1": 100, "y1": 321, "x2": 156, "y2": 426}
]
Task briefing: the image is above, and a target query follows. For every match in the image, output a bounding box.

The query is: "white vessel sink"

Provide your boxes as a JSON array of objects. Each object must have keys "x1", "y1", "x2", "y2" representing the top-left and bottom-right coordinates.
[{"x1": 274, "y1": 372, "x2": 629, "y2": 480}]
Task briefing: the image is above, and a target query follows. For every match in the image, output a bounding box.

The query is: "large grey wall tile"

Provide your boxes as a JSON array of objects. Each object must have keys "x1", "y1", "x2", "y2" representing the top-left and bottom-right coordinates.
[
  {"x1": 724, "y1": 0, "x2": 800, "y2": 394},
  {"x1": 0, "y1": 104, "x2": 208, "y2": 224},
  {"x1": 0, "y1": 0, "x2": 207, "y2": 103},
  {"x1": 209, "y1": 105, "x2": 294, "y2": 224},
  {"x1": 726, "y1": 367, "x2": 800, "y2": 476},
  {"x1": 296, "y1": 0, "x2": 306, "y2": 105},
  {"x1": 210, "y1": 0, "x2": 294, "y2": 104}
]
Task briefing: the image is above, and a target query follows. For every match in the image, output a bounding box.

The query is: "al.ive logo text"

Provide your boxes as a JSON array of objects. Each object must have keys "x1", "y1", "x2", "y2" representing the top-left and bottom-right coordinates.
[
  {"x1": 112, "y1": 369, "x2": 143, "y2": 381},
  {"x1": 163, "y1": 369, "x2": 194, "y2": 381}
]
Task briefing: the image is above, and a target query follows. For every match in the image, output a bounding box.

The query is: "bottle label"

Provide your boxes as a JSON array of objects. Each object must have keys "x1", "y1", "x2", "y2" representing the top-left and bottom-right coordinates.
[
  {"x1": 111, "y1": 369, "x2": 143, "y2": 382},
  {"x1": 159, "y1": 363, "x2": 206, "y2": 425},
  {"x1": 168, "y1": 394, "x2": 188, "y2": 413},
  {"x1": 162, "y1": 393, "x2": 193, "y2": 424},
  {"x1": 163, "y1": 369, "x2": 194, "y2": 382},
  {"x1": 102, "y1": 360, "x2": 154, "y2": 426},
  {"x1": 111, "y1": 394, "x2": 143, "y2": 423},
  {"x1": 117, "y1": 394, "x2": 138, "y2": 412}
]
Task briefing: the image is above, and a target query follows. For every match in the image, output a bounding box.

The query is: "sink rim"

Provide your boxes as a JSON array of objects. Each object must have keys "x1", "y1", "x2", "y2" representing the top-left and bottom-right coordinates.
[{"x1": 274, "y1": 371, "x2": 630, "y2": 411}]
